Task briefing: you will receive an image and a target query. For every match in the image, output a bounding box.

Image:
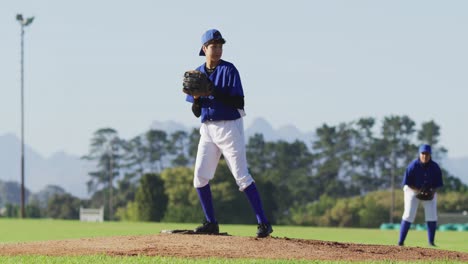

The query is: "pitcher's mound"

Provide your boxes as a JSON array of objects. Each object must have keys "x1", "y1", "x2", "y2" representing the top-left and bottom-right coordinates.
[
  {"x1": 1, "y1": 234, "x2": 467, "y2": 261},
  {"x1": 160, "y1": 229, "x2": 230, "y2": 236}
]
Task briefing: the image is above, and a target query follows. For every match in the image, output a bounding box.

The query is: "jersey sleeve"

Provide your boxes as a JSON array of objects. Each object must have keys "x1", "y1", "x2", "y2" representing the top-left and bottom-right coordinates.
[
  {"x1": 226, "y1": 66, "x2": 244, "y2": 96},
  {"x1": 401, "y1": 166, "x2": 411, "y2": 187},
  {"x1": 433, "y1": 164, "x2": 444, "y2": 188},
  {"x1": 186, "y1": 94, "x2": 195, "y2": 103}
]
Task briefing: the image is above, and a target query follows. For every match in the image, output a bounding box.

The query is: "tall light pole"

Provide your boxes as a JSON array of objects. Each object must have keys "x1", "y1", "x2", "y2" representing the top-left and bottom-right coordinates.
[{"x1": 16, "y1": 14, "x2": 34, "y2": 218}]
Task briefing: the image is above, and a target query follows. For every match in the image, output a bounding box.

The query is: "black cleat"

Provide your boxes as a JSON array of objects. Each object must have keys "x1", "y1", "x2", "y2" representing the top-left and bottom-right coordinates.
[
  {"x1": 256, "y1": 223, "x2": 273, "y2": 238},
  {"x1": 398, "y1": 242, "x2": 404, "y2": 246},
  {"x1": 194, "y1": 221, "x2": 219, "y2": 234},
  {"x1": 429, "y1": 242, "x2": 436, "y2": 247}
]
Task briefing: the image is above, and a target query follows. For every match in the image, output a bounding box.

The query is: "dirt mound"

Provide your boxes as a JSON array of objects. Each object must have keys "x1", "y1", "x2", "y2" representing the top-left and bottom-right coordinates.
[{"x1": 1, "y1": 234, "x2": 467, "y2": 261}]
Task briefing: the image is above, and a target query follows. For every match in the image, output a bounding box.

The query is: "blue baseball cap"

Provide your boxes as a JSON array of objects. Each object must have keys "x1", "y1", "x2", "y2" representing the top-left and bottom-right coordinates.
[
  {"x1": 419, "y1": 144, "x2": 432, "y2": 154},
  {"x1": 199, "y1": 29, "x2": 226, "y2": 56}
]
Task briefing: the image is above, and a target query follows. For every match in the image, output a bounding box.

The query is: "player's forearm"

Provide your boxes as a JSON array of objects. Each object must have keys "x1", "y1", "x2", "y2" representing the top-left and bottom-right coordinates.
[
  {"x1": 192, "y1": 98, "x2": 201, "y2": 117},
  {"x1": 408, "y1": 185, "x2": 438, "y2": 193},
  {"x1": 212, "y1": 89, "x2": 244, "y2": 109}
]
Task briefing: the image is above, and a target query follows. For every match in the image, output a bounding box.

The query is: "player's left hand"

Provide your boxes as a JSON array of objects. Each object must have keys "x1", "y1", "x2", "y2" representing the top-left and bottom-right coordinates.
[
  {"x1": 415, "y1": 187, "x2": 435, "y2": 200},
  {"x1": 183, "y1": 70, "x2": 213, "y2": 97}
]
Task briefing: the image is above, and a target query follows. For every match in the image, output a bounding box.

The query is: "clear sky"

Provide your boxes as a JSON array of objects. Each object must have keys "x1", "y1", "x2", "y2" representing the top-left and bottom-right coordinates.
[{"x1": 1, "y1": 1, "x2": 467, "y2": 159}]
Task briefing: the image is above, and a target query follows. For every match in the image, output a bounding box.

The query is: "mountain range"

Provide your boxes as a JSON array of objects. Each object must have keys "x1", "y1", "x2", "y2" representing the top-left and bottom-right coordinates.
[
  {"x1": 0, "y1": 133, "x2": 94, "y2": 199},
  {"x1": 1, "y1": 118, "x2": 467, "y2": 199}
]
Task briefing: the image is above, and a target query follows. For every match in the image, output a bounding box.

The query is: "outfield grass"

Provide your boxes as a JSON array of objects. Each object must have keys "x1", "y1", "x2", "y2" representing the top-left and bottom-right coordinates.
[
  {"x1": 0, "y1": 218, "x2": 467, "y2": 263},
  {"x1": 6, "y1": 255, "x2": 460, "y2": 264}
]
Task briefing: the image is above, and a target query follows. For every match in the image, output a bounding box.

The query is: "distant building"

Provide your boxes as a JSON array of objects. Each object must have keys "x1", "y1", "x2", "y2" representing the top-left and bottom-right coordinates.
[{"x1": 79, "y1": 207, "x2": 104, "y2": 222}]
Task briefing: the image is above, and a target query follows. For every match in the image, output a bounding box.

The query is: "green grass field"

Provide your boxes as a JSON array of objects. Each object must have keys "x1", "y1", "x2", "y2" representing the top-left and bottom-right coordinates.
[{"x1": 0, "y1": 218, "x2": 467, "y2": 263}]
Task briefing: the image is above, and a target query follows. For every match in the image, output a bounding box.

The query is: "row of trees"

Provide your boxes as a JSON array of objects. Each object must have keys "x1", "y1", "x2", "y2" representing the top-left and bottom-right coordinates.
[
  {"x1": 1, "y1": 184, "x2": 82, "y2": 219},
  {"x1": 4, "y1": 115, "x2": 465, "y2": 224},
  {"x1": 78, "y1": 115, "x2": 467, "y2": 225}
]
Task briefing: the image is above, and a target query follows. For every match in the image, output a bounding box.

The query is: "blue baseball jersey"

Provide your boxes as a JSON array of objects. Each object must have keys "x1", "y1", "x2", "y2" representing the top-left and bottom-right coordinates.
[
  {"x1": 186, "y1": 60, "x2": 244, "y2": 122},
  {"x1": 402, "y1": 159, "x2": 443, "y2": 189}
]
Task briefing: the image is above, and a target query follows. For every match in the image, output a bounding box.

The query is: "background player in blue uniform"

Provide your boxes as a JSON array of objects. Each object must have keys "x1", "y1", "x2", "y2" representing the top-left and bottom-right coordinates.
[
  {"x1": 398, "y1": 144, "x2": 443, "y2": 246},
  {"x1": 186, "y1": 29, "x2": 273, "y2": 238}
]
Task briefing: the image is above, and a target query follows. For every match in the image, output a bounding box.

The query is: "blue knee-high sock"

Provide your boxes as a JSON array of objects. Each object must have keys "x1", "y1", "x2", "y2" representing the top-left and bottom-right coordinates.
[
  {"x1": 427, "y1": 221, "x2": 437, "y2": 244},
  {"x1": 244, "y1": 183, "x2": 268, "y2": 224},
  {"x1": 196, "y1": 184, "x2": 216, "y2": 223},
  {"x1": 398, "y1": 220, "x2": 412, "y2": 245}
]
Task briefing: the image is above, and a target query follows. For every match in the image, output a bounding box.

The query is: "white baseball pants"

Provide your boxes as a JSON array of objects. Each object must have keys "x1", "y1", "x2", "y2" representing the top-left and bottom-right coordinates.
[
  {"x1": 193, "y1": 118, "x2": 254, "y2": 191},
  {"x1": 402, "y1": 185, "x2": 438, "y2": 222}
]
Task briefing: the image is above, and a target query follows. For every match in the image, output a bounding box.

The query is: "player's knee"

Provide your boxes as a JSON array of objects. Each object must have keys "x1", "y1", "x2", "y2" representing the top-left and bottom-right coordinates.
[
  {"x1": 424, "y1": 212, "x2": 438, "y2": 222},
  {"x1": 236, "y1": 176, "x2": 254, "y2": 191},
  {"x1": 193, "y1": 176, "x2": 210, "y2": 188},
  {"x1": 402, "y1": 212, "x2": 416, "y2": 223}
]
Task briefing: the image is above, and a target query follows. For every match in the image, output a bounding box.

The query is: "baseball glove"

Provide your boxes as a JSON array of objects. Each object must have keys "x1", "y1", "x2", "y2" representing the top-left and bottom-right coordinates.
[
  {"x1": 182, "y1": 70, "x2": 213, "y2": 97},
  {"x1": 415, "y1": 186, "x2": 435, "y2": 201}
]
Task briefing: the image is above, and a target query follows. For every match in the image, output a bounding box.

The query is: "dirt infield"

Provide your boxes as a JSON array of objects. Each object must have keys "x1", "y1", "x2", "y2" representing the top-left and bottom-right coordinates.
[{"x1": 1, "y1": 234, "x2": 467, "y2": 261}]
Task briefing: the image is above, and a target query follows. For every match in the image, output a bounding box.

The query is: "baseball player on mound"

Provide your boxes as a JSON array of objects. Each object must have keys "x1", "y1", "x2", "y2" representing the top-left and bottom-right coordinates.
[
  {"x1": 398, "y1": 144, "x2": 443, "y2": 246},
  {"x1": 184, "y1": 29, "x2": 273, "y2": 238}
]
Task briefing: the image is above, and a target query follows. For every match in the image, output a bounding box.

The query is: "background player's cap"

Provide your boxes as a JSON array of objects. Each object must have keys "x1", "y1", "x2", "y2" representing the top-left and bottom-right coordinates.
[
  {"x1": 419, "y1": 144, "x2": 432, "y2": 154},
  {"x1": 199, "y1": 29, "x2": 226, "y2": 56}
]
